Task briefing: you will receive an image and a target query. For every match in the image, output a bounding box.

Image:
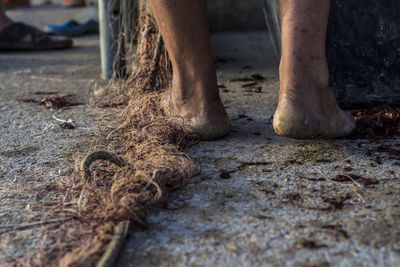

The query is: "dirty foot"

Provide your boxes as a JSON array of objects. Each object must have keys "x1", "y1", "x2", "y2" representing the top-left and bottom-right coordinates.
[
  {"x1": 273, "y1": 86, "x2": 355, "y2": 139},
  {"x1": 161, "y1": 88, "x2": 230, "y2": 141}
]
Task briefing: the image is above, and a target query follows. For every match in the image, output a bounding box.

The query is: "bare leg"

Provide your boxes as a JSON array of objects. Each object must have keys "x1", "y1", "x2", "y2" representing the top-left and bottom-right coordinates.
[
  {"x1": 273, "y1": 0, "x2": 355, "y2": 139},
  {"x1": 149, "y1": 0, "x2": 230, "y2": 140}
]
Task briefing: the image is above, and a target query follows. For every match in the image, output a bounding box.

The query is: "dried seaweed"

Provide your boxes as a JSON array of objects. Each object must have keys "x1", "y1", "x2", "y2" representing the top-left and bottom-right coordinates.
[
  {"x1": 19, "y1": 94, "x2": 82, "y2": 110},
  {"x1": 350, "y1": 105, "x2": 400, "y2": 141}
]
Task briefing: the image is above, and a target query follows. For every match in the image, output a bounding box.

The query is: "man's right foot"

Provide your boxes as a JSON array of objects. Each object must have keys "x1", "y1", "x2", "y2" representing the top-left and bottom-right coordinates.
[{"x1": 161, "y1": 86, "x2": 230, "y2": 141}]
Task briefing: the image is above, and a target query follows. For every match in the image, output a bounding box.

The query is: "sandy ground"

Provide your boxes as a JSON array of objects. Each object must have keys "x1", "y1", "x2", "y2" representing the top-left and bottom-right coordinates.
[{"x1": 1, "y1": 6, "x2": 400, "y2": 267}]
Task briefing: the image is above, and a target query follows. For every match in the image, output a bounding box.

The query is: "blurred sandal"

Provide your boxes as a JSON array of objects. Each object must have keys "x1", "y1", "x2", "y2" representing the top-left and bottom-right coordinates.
[{"x1": 0, "y1": 22, "x2": 73, "y2": 51}]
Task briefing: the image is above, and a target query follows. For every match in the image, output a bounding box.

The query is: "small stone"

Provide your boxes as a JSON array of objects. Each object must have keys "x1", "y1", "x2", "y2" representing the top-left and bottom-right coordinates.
[{"x1": 227, "y1": 243, "x2": 237, "y2": 251}]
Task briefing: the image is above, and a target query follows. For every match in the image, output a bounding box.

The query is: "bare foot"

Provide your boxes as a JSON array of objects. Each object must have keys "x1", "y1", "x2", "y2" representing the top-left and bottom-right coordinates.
[
  {"x1": 273, "y1": 87, "x2": 355, "y2": 139},
  {"x1": 149, "y1": 0, "x2": 229, "y2": 140},
  {"x1": 273, "y1": 60, "x2": 355, "y2": 139},
  {"x1": 161, "y1": 86, "x2": 230, "y2": 141}
]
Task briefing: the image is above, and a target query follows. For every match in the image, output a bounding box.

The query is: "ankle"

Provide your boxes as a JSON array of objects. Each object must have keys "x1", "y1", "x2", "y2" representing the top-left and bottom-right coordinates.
[
  {"x1": 279, "y1": 56, "x2": 330, "y2": 93},
  {"x1": 170, "y1": 73, "x2": 220, "y2": 105}
]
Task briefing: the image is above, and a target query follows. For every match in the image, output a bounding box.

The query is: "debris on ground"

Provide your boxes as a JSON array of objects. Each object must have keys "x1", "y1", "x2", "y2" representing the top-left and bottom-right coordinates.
[
  {"x1": 350, "y1": 105, "x2": 400, "y2": 141},
  {"x1": 295, "y1": 240, "x2": 327, "y2": 250},
  {"x1": 39, "y1": 95, "x2": 81, "y2": 109},
  {"x1": 230, "y1": 77, "x2": 254, "y2": 82},
  {"x1": 250, "y1": 74, "x2": 265, "y2": 81},
  {"x1": 252, "y1": 86, "x2": 262, "y2": 93},
  {"x1": 230, "y1": 74, "x2": 265, "y2": 83},
  {"x1": 19, "y1": 93, "x2": 81, "y2": 110},
  {"x1": 241, "y1": 82, "x2": 258, "y2": 88},
  {"x1": 33, "y1": 91, "x2": 59, "y2": 95},
  {"x1": 53, "y1": 114, "x2": 76, "y2": 130},
  {"x1": 235, "y1": 112, "x2": 253, "y2": 121},
  {"x1": 321, "y1": 193, "x2": 353, "y2": 210},
  {"x1": 332, "y1": 173, "x2": 379, "y2": 187},
  {"x1": 375, "y1": 144, "x2": 400, "y2": 160},
  {"x1": 59, "y1": 122, "x2": 76, "y2": 129},
  {"x1": 219, "y1": 170, "x2": 231, "y2": 179}
]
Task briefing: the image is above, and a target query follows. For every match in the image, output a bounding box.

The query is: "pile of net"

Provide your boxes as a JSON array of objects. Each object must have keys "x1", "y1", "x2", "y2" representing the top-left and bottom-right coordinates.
[{"x1": 18, "y1": 3, "x2": 197, "y2": 266}]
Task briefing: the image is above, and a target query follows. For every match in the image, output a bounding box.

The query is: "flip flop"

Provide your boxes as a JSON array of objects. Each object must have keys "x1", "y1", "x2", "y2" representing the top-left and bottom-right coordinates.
[
  {"x1": 44, "y1": 20, "x2": 80, "y2": 33},
  {"x1": 44, "y1": 19, "x2": 99, "y2": 37},
  {"x1": 0, "y1": 22, "x2": 73, "y2": 51}
]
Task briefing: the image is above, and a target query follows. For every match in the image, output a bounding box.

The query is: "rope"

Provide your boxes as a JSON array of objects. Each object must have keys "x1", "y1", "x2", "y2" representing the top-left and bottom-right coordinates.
[
  {"x1": 80, "y1": 151, "x2": 126, "y2": 183},
  {"x1": 80, "y1": 151, "x2": 130, "y2": 267},
  {"x1": 96, "y1": 221, "x2": 131, "y2": 267},
  {"x1": 82, "y1": 23, "x2": 165, "y2": 267}
]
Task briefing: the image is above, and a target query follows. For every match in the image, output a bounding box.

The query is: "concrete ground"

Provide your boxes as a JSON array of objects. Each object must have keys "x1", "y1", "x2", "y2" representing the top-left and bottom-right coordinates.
[
  {"x1": 117, "y1": 32, "x2": 400, "y2": 267},
  {"x1": 1, "y1": 5, "x2": 400, "y2": 267},
  {"x1": 0, "y1": 6, "x2": 104, "y2": 263}
]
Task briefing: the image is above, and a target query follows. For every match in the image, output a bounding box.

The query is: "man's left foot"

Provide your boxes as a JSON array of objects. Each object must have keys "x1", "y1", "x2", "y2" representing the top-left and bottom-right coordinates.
[
  {"x1": 273, "y1": 57, "x2": 355, "y2": 139},
  {"x1": 273, "y1": 86, "x2": 355, "y2": 139}
]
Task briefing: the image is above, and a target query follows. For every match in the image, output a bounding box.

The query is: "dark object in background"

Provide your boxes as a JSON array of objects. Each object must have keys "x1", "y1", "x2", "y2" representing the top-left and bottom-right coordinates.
[
  {"x1": 2, "y1": 0, "x2": 30, "y2": 9},
  {"x1": 350, "y1": 105, "x2": 400, "y2": 141},
  {"x1": 327, "y1": 1, "x2": 400, "y2": 108},
  {"x1": 263, "y1": 0, "x2": 400, "y2": 108}
]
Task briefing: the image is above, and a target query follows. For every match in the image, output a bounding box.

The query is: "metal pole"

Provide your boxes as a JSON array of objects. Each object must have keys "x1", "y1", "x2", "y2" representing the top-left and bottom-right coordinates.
[{"x1": 99, "y1": 0, "x2": 126, "y2": 79}]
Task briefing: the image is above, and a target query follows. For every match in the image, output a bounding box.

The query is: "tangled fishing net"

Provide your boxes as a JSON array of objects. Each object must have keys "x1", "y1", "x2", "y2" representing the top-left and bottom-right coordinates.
[{"x1": 20, "y1": 2, "x2": 198, "y2": 266}]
